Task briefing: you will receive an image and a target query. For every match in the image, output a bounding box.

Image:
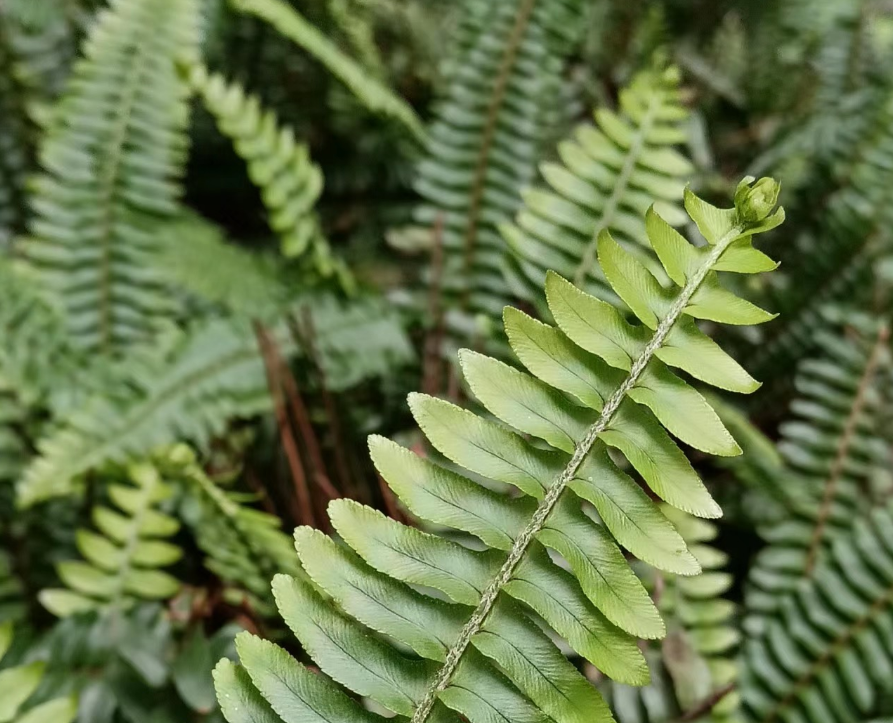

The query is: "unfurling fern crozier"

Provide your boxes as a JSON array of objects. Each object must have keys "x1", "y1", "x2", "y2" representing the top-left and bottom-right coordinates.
[{"x1": 213, "y1": 177, "x2": 784, "y2": 723}]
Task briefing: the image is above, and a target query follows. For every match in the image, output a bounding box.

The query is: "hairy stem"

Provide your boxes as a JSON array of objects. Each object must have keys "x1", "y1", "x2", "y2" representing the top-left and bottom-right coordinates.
[{"x1": 411, "y1": 223, "x2": 744, "y2": 723}]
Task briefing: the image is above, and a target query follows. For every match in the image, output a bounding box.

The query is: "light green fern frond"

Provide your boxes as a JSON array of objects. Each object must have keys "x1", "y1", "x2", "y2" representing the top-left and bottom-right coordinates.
[
  {"x1": 229, "y1": 0, "x2": 424, "y2": 141},
  {"x1": 21, "y1": 0, "x2": 200, "y2": 354},
  {"x1": 502, "y1": 64, "x2": 696, "y2": 306},
  {"x1": 741, "y1": 501, "x2": 893, "y2": 723},
  {"x1": 212, "y1": 179, "x2": 783, "y2": 723},
  {"x1": 18, "y1": 318, "x2": 278, "y2": 507},
  {"x1": 0, "y1": 622, "x2": 78, "y2": 723},
  {"x1": 745, "y1": 311, "x2": 892, "y2": 636},
  {"x1": 413, "y1": 0, "x2": 583, "y2": 319},
  {"x1": 188, "y1": 63, "x2": 351, "y2": 287},
  {"x1": 39, "y1": 461, "x2": 182, "y2": 618},
  {"x1": 604, "y1": 509, "x2": 740, "y2": 723}
]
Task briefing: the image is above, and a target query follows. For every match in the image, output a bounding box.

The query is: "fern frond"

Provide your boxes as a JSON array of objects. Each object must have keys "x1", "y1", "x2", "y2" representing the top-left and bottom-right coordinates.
[
  {"x1": 741, "y1": 501, "x2": 893, "y2": 723},
  {"x1": 213, "y1": 179, "x2": 784, "y2": 723},
  {"x1": 745, "y1": 311, "x2": 892, "y2": 636},
  {"x1": 18, "y1": 318, "x2": 277, "y2": 507},
  {"x1": 188, "y1": 63, "x2": 351, "y2": 287},
  {"x1": 229, "y1": 0, "x2": 424, "y2": 141},
  {"x1": 39, "y1": 461, "x2": 182, "y2": 617},
  {"x1": 152, "y1": 213, "x2": 289, "y2": 320},
  {"x1": 413, "y1": 0, "x2": 582, "y2": 319},
  {"x1": 0, "y1": 554, "x2": 25, "y2": 623},
  {"x1": 20, "y1": 0, "x2": 200, "y2": 354},
  {"x1": 0, "y1": 622, "x2": 78, "y2": 722},
  {"x1": 172, "y1": 446, "x2": 302, "y2": 617},
  {"x1": 605, "y1": 509, "x2": 740, "y2": 722},
  {"x1": 502, "y1": 64, "x2": 696, "y2": 306}
]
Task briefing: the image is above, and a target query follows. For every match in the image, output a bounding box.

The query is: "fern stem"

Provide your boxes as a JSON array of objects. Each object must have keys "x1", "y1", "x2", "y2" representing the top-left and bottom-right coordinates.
[
  {"x1": 411, "y1": 223, "x2": 745, "y2": 723},
  {"x1": 459, "y1": 0, "x2": 537, "y2": 306},
  {"x1": 803, "y1": 322, "x2": 890, "y2": 575},
  {"x1": 572, "y1": 92, "x2": 661, "y2": 287}
]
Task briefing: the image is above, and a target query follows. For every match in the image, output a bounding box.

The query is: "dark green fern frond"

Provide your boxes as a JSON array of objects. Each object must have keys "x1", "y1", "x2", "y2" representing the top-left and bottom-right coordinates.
[
  {"x1": 229, "y1": 0, "x2": 424, "y2": 141},
  {"x1": 213, "y1": 179, "x2": 783, "y2": 723},
  {"x1": 0, "y1": 554, "x2": 25, "y2": 623},
  {"x1": 18, "y1": 318, "x2": 278, "y2": 507},
  {"x1": 604, "y1": 509, "x2": 740, "y2": 723},
  {"x1": 0, "y1": 622, "x2": 78, "y2": 722},
  {"x1": 188, "y1": 63, "x2": 351, "y2": 287},
  {"x1": 20, "y1": 0, "x2": 200, "y2": 354},
  {"x1": 172, "y1": 445, "x2": 302, "y2": 617},
  {"x1": 502, "y1": 64, "x2": 696, "y2": 307},
  {"x1": 745, "y1": 311, "x2": 892, "y2": 636},
  {"x1": 413, "y1": 0, "x2": 583, "y2": 319},
  {"x1": 741, "y1": 501, "x2": 893, "y2": 723},
  {"x1": 39, "y1": 461, "x2": 182, "y2": 618}
]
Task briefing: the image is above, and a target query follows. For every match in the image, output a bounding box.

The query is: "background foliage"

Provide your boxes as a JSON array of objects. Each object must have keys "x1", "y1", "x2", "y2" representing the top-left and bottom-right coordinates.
[{"x1": 1, "y1": 0, "x2": 893, "y2": 721}]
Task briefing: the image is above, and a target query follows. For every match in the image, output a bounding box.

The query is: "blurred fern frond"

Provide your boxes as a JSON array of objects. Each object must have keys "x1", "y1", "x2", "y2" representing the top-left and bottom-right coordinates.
[{"x1": 20, "y1": 0, "x2": 200, "y2": 354}]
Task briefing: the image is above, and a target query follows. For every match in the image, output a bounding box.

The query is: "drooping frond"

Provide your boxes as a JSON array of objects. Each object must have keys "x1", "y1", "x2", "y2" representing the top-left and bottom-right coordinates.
[
  {"x1": 502, "y1": 65, "x2": 695, "y2": 306},
  {"x1": 39, "y1": 461, "x2": 182, "y2": 618},
  {"x1": 603, "y1": 509, "x2": 740, "y2": 723},
  {"x1": 212, "y1": 179, "x2": 784, "y2": 723},
  {"x1": 0, "y1": 622, "x2": 78, "y2": 722},
  {"x1": 229, "y1": 0, "x2": 425, "y2": 141},
  {"x1": 20, "y1": 0, "x2": 200, "y2": 354},
  {"x1": 18, "y1": 319, "x2": 278, "y2": 507},
  {"x1": 172, "y1": 446, "x2": 303, "y2": 617},
  {"x1": 188, "y1": 63, "x2": 351, "y2": 287},
  {"x1": 413, "y1": 0, "x2": 584, "y2": 319},
  {"x1": 745, "y1": 311, "x2": 892, "y2": 636},
  {"x1": 741, "y1": 501, "x2": 893, "y2": 723}
]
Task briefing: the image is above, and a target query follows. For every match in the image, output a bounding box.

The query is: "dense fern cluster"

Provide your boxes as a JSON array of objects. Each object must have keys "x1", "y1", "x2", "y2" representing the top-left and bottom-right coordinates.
[{"x1": 3, "y1": 1, "x2": 893, "y2": 722}]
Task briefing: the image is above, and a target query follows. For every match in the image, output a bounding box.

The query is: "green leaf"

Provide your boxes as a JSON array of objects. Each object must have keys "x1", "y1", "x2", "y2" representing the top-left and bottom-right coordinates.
[{"x1": 0, "y1": 662, "x2": 44, "y2": 722}]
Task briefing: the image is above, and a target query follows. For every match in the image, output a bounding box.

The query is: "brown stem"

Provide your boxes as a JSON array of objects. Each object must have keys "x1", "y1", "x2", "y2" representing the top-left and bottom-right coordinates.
[
  {"x1": 677, "y1": 683, "x2": 736, "y2": 722},
  {"x1": 254, "y1": 323, "x2": 316, "y2": 528},
  {"x1": 422, "y1": 214, "x2": 446, "y2": 396}
]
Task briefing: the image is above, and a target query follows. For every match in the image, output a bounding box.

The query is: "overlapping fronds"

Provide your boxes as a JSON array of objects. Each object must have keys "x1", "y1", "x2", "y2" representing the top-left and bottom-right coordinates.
[
  {"x1": 189, "y1": 63, "x2": 351, "y2": 286},
  {"x1": 229, "y1": 0, "x2": 424, "y2": 141},
  {"x1": 745, "y1": 311, "x2": 892, "y2": 636},
  {"x1": 152, "y1": 213, "x2": 288, "y2": 321},
  {"x1": 413, "y1": 0, "x2": 582, "y2": 319},
  {"x1": 18, "y1": 319, "x2": 277, "y2": 507},
  {"x1": 502, "y1": 65, "x2": 695, "y2": 306},
  {"x1": 20, "y1": 0, "x2": 199, "y2": 354},
  {"x1": 741, "y1": 501, "x2": 893, "y2": 723},
  {"x1": 604, "y1": 509, "x2": 740, "y2": 723},
  {"x1": 173, "y1": 446, "x2": 302, "y2": 617},
  {"x1": 0, "y1": 622, "x2": 78, "y2": 722},
  {"x1": 39, "y1": 462, "x2": 182, "y2": 617},
  {"x1": 212, "y1": 180, "x2": 784, "y2": 723}
]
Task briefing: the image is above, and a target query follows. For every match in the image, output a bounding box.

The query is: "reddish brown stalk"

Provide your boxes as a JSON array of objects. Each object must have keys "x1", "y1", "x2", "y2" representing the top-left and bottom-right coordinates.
[
  {"x1": 677, "y1": 683, "x2": 736, "y2": 721},
  {"x1": 313, "y1": 471, "x2": 342, "y2": 502},
  {"x1": 422, "y1": 214, "x2": 446, "y2": 396},
  {"x1": 254, "y1": 323, "x2": 316, "y2": 528},
  {"x1": 296, "y1": 308, "x2": 357, "y2": 500},
  {"x1": 804, "y1": 323, "x2": 890, "y2": 575}
]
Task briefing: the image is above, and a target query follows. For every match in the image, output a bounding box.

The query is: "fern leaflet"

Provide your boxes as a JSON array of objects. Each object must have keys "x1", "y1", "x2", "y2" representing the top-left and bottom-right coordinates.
[{"x1": 213, "y1": 178, "x2": 784, "y2": 723}]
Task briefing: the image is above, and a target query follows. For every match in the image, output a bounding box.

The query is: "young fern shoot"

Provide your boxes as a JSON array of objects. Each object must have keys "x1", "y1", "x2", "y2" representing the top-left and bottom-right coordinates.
[{"x1": 213, "y1": 177, "x2": 784, "y2": 723}]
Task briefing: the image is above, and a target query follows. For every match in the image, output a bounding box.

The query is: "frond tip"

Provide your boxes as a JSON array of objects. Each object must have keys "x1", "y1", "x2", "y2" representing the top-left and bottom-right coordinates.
[{"x1": 213, "y1": 179, "x2": 784, "y2": 723}]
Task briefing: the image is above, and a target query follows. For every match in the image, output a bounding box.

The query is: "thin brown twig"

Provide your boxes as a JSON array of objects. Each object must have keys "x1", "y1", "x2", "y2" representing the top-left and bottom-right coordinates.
[
  {"x1": 296, "y1": 308, "x2": 358, "y2": 500},
  {"x1": 677, "y1": 683, "x2": 736, "y2": 722},
  {"x1": 254, "y1": 322, "x2": 316, "y2": 528},
  {"x1": 422, "y1": 213, "x2": 446, "y2": 396}
]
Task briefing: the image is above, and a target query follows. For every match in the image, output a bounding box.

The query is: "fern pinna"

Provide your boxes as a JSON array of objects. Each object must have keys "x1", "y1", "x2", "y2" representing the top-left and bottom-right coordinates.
[{"x1": 212, "y1": 177, "x2": 783, "y2": 723}]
